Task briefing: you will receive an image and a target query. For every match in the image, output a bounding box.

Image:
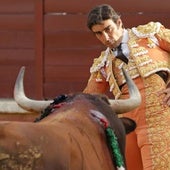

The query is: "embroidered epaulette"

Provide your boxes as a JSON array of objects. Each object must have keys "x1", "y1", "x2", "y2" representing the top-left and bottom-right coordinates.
[
  {"x1": 90, "y1": 48, "x2": 110, "y2": 73},
  {"x1": 128, "y1": 24, "x2": 170, "y2": 79},
  {"x1": 132, "y1": 22, "x2": 162, "y2": 38}
]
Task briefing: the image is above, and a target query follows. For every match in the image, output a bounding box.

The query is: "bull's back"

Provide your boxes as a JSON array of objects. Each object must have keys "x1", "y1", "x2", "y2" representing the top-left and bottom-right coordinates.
[{"x1": 0, "y1": 121, "x2": 115, "y2": 170}]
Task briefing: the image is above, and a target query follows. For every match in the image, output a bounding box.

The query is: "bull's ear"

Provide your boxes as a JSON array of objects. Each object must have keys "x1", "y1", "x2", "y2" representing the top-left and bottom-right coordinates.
[{"x1": 119, "y1": 117, "x2": 136, "y2": 134}]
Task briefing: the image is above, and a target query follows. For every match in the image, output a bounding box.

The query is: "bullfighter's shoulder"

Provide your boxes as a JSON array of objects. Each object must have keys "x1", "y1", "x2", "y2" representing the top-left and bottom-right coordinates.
[
  {"x1": 131, "y1": 21, "x2": 163, "y2": 38},
  {"x1": 90, "y1": 48, "x2": 110, "y2": 73}
]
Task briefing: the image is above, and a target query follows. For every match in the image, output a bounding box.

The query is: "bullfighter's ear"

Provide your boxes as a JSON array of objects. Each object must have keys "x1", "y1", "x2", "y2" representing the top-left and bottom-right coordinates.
[{"x1": 119, "y1": 117, "x2": 136, "y2": 134}]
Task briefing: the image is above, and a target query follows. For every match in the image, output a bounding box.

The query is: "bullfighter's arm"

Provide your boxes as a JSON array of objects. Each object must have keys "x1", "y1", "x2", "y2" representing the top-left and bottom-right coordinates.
[
  {"x1": 83, "y1": 72, "x2": 109, "y2": 95},
  {"x1": 156, "y1": 25, "x2": 170, "y2": 106}
]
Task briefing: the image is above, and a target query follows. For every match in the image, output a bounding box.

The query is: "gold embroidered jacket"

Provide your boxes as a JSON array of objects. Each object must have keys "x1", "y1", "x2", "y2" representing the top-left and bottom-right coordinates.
[{"x1": 84, "y1": 22, "x2": 170, "y2": 99}]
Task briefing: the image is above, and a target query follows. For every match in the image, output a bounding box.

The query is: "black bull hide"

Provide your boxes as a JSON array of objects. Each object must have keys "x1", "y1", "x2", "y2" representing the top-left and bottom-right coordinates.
[{"x1": 0, "y1": 93, "x2": 136, "y2": 170}]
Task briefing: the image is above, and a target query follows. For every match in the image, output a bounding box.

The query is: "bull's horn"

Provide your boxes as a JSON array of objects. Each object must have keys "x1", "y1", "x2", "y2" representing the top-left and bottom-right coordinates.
[
  {"x1": 109, "y1": 68, "x2": 141, "y2": 114},
  {"x1": 14, "y1": 66, "x2": 53, "y2": 112},
  {"x1": 15, "y1": 67, "x2": 141, "y2": 114}
]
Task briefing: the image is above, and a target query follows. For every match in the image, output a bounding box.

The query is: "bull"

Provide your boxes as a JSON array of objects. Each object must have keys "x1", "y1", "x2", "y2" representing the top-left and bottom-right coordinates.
[{"x1": 0, "y1": 67, "x2": 141, "y2": 170}]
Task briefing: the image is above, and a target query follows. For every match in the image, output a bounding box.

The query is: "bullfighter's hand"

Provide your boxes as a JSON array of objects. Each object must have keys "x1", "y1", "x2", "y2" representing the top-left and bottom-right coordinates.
[{"x1": 158, "y1": 86, "x2": 170, "y2": 107}]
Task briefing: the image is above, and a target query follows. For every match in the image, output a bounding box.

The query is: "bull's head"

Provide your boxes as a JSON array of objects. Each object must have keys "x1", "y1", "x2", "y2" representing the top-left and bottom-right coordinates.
[{"x1": 14, "y1": 66, "x2": 141, "y2": 114}]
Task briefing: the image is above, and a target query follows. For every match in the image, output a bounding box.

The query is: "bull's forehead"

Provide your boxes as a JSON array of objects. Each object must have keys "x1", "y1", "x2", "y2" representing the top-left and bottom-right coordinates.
[
  {"x1": 67, "y1": 93, "x2": 109, "y2": 104},
  {"x1": 37, "y1": 93, "x2": 111, "y2": 123}
]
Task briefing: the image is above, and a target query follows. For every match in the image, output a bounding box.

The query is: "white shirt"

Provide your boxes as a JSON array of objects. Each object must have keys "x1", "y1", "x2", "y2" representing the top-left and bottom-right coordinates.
[{"x1": 112, "y1": 29, "x2": 130, "y2": 59}]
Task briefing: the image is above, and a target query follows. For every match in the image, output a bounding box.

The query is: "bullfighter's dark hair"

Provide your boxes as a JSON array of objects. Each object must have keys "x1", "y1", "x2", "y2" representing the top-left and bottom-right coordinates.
[{"x1": 87, "y1": 4, "x2": 121, "y2": 30}]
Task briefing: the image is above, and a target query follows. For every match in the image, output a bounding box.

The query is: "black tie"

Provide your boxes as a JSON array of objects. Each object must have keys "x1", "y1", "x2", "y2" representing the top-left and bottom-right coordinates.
[{"x1": 116, "y1": 43, "x2": 128, "y2": 64}]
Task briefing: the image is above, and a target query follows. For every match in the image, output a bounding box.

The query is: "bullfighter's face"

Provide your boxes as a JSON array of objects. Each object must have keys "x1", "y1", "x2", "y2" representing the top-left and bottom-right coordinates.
[{"x1": 91, "y1": 18, "x2": 124, "y2": 49}]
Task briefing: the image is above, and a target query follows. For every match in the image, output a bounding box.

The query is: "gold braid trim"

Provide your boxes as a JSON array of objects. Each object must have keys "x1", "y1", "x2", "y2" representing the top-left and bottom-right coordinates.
[
  {"x1": 90, "y1": 48, "x2": 110, "y2": 74},
  {"x1": 106, "y1": 53, "x2": 122, "y2": 99},
  {"x1": 89, "y1": 48, "x2": 122, "y2": 99},
  {"x1": 90, "y1": 49, "x2": 109, "y2": 82}
]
